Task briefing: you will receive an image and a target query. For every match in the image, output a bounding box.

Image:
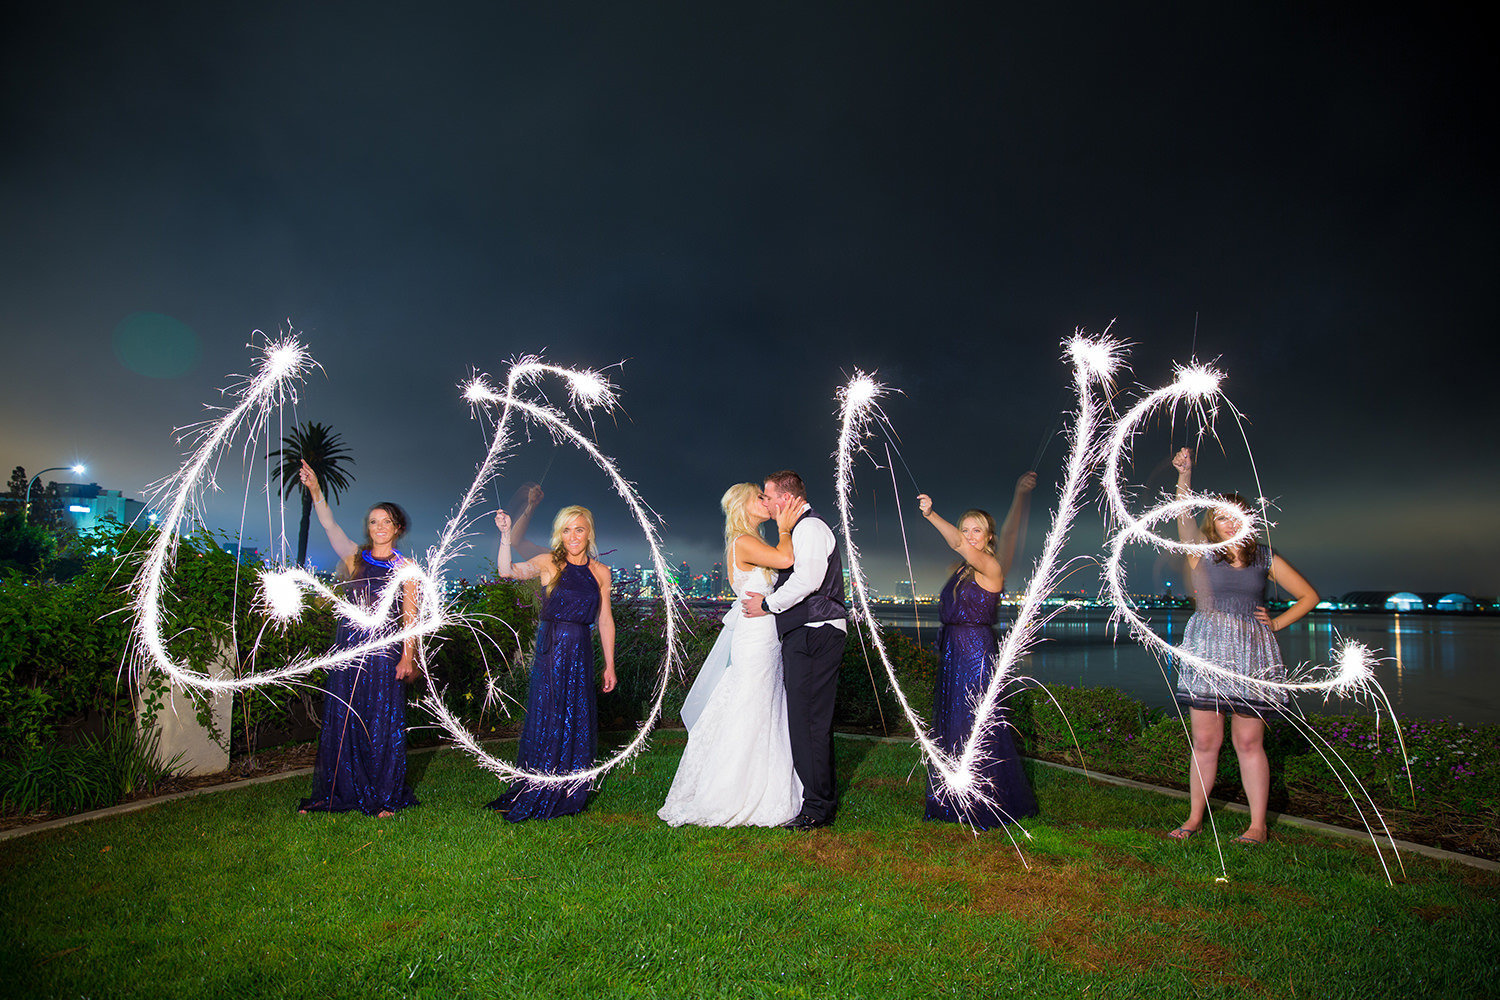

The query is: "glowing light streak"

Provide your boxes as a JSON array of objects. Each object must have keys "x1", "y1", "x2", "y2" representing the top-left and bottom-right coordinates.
[
  {"x1": 1100, "y1": 365, "x2": 1378, "y2": 699},
  {"x1": 434, "y1": 374, "x2": 682, "y2": 788},
  {"x1": 132, "y1": 336, "x2": 450, "y2": 695},
  {"x1": 1098, "y1": 357, "x2": 1406, "y2": 881},
  {"x1": 134, "y1": 341, "x2": 679, "y2": 792},
  {"x1": 833, "y1": 335, "x2": 1119, "y2": 819}
]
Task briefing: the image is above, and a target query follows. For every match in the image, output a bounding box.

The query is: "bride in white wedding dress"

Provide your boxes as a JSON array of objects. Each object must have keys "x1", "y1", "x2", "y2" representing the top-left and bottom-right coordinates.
[{"x1": 659, "y1": 483, "x2": 806, "y2": 827}]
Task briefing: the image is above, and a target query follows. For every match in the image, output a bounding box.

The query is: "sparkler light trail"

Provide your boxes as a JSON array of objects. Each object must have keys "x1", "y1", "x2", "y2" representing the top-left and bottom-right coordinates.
[
  {"x1": 833, "y1": 335, "x2": 1122, "y2": 817},
  {"x1": 132, "y1": 335, "x2": 446, "y2": 695},
  {"x1": 1098, "y1": 359, "x2": 1406, "y2": 881},
  {"x1": 1099, "y1": 364, "x2": 1380, "y2": 701},
  {"x1": 133, "y1": 343, "x2": 682, "y2": 791},
  {"x1": 423, "y1": 363, "x2": 683, "y2": 789}
]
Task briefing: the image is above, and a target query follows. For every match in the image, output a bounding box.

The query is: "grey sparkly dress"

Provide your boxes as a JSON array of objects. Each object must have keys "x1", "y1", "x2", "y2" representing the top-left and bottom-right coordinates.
[{"x1": 1174, "y1": 545, "x2": 1288, "y2": 715}]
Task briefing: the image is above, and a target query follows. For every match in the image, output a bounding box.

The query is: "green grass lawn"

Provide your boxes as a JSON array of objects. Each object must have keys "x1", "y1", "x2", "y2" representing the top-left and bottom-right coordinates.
[{"x1": 2, "y1": 734, "x2": 1496, "y2": 999}]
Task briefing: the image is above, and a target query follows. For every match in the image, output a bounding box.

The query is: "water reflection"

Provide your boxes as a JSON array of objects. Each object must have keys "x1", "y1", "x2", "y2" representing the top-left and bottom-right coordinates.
[{"x1": 876, "y1": 607, "x2": 1498, "y2": 725}]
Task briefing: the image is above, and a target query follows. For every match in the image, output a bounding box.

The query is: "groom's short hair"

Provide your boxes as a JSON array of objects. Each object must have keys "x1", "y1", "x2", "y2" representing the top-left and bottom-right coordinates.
[{"x1": 765, "y1": 470, "x2": 806, "y2": 499}]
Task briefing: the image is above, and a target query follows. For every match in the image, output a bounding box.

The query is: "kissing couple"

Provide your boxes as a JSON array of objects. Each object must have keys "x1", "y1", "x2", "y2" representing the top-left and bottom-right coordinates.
[{"x1": 659, "y1": 470, "x2": 849, "y2": 829}]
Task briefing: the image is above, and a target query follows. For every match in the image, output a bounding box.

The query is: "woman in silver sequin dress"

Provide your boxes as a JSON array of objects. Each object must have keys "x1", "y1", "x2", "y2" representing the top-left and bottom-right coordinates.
[{"x1": 1167, "y1": 448, "x2": 1318, "y2": 845}]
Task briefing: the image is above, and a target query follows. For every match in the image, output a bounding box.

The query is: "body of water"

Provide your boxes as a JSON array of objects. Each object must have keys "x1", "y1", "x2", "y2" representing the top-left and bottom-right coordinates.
[{"x1": 872, "y1": 607, "x2": 1499, "y2": 726}]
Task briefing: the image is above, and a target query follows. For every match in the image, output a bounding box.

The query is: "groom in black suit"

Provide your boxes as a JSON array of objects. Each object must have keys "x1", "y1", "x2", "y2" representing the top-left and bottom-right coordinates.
[{"x1": 743, "y1": 469, "x2": 848, "y2": 829}]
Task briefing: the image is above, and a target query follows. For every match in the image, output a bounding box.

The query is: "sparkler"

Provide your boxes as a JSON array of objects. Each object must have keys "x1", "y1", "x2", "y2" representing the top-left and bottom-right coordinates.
[
  {"x1": 833, "y1": 334, "x2": 1121, "y2": 817},
  {"x1": 133, "y1": 342, "x2": 681, "y2": 791}
]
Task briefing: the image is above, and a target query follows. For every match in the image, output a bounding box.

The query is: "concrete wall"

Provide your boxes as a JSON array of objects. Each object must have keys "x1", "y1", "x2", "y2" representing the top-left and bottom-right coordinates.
[{"x1": 137, "y1": 640, "x2": 233, "y2": 776}]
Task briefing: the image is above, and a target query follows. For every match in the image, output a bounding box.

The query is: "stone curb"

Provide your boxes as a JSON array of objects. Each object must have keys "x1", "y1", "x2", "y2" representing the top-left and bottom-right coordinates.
[
  {"x1": 5, "y1": 733, "x2": 1497, "y2": 873},
  {"x1": 0, "y1": 743, "x2": 446, "y2": 844}
]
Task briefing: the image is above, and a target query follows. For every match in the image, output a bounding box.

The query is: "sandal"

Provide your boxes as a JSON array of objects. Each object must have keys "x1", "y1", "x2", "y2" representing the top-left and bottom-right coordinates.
[
  {"x1": 1230, "y1": 834, "x2": 1266, "y2": 846},
  {"x1": 1167, "y1": 826, "x2": 1200, "y2": 840}
]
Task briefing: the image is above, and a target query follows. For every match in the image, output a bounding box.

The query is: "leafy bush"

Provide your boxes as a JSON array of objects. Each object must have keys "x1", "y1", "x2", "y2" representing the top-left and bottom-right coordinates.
[
  {"x1": 0, "y1": 518, "x2": 336, "y2": 764},
  {"x1": 603, "y1": 601, "x2": 720, "y2": 728},
  {"x1": 421, "y1": 579, "x2": 540, "y2": 731},
  {"x1": 1012, "y1": 685, "x2": 1155, "y2": 760},
  {"x1": 833, "y1": 626, "x2": 938, "y2": 734},
  {"x1": 0, "y1": 716, "x2": 182, "y2": 814}
]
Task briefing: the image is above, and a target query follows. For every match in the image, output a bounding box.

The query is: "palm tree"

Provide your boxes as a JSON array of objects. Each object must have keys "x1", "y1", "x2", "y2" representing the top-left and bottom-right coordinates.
[{"x1": 270, "y1": 422, "x2": 355, "y2": 567}]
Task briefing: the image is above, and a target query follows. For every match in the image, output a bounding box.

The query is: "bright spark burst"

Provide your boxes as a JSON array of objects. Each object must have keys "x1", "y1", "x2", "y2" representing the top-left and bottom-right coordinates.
[
  {"x1": 258, "y1": 570, "x2": 306, "y2": 621},
  {"x1": 1172, "y1": 362, "x2": 1221, "y2": 398},
  {"x1": 841, "y1": 374, "x2": 881, "y2": 408},
  {"x1": 1067, "y1": 334, "x2": 1122, "y2": 381}
]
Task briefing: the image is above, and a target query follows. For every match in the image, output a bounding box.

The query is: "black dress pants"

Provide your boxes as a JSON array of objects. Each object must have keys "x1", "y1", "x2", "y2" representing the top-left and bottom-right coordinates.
[{"x1": 781, "y1": 623, "x2": 846, "y2": 823}]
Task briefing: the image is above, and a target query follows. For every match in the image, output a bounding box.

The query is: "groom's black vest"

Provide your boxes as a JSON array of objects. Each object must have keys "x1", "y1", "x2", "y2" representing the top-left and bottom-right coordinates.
[{"x1": 772, "y1": 508, "x2": 848, "y2": 639}]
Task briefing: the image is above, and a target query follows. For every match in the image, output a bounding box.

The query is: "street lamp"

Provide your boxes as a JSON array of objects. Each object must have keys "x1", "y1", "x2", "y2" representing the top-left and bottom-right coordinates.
[{"x1": 24, "y1": 464, "x2": 86, "y2": 523}]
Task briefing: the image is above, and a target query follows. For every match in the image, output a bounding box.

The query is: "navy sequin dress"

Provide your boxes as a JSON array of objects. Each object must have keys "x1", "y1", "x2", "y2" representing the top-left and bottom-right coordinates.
[
  {"x1": 488, "y1": 560, "x2": 602, "y2": 821},
  {"x1": 924, "y1": 571, "x2": 1038, "y2": 829},
  {"x1": 300, "y1": 550, "x2": 419, "y2": 815}
]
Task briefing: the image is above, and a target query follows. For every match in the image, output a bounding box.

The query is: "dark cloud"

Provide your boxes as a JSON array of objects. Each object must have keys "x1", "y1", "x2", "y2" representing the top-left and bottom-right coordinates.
[{"x1": 2, "y1": 2, "x2": 1494, "y2": 597}]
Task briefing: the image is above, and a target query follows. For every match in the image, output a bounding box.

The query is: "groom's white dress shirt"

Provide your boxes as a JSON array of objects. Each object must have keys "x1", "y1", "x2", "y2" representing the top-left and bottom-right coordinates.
[{"x1": 763, "y1": 515, "x2": 847, "y2": 632}]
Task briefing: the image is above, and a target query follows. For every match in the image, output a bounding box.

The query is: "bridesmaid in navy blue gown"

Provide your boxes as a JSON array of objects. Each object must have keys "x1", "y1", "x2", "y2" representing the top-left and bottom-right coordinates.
[
  {"x1": 916, "y1": 474, "x2": 1039, "y2": 829},
  {"x1": 487, "y1": 504, "x2": 617, "y2": 821},
  {"x1": 297, "y1": 461, "x2": 419, "y2": 818}
]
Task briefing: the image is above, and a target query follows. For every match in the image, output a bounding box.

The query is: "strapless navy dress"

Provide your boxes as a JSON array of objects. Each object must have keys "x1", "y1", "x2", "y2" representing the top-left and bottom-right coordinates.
[{"x1": 924, "y1": 571, "x2": 1038, "y2": 829}]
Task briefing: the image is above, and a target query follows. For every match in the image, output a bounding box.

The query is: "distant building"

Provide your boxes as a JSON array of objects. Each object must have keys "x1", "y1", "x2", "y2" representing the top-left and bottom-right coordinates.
[
  {"x1": 1434, "y1": 593, "x2": 1477, "y2": 611},
  {"x1": 53, "y1": 481, "x2": 153, "y2": 534},
  {"x1": 1332, "y1": 590, "x2": 1479, "y2": 612}
]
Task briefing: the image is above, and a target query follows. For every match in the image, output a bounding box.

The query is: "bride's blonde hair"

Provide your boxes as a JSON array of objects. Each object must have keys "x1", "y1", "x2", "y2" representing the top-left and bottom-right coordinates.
[{"x1": 721, "y1": 483, "x2": 773, "y2": 585}]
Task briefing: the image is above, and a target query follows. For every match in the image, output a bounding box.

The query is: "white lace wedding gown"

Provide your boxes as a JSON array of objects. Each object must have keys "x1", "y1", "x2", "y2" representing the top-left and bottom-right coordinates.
[{"x1": 658, "y1": 564, "x2": 803, "y2": 827}]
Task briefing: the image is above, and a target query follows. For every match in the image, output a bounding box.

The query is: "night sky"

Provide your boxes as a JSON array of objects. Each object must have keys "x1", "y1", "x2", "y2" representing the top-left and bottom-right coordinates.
[{"x1": 3, "y1": 3, "x2": 1495, "y2": 598}]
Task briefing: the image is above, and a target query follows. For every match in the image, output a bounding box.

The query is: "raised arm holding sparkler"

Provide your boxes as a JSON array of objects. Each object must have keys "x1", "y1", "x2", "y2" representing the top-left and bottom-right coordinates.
[
  {"x1": 1167, "y1": 447, "x2": 1318, "y2": 845},
  {"x1": 914, "y1": 473, "x2": 1039, "y2": 830}
]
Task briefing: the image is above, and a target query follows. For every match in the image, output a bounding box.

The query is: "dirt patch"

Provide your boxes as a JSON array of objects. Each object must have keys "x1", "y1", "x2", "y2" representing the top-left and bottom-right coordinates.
[
  {"x1": 1409, "y1": 904, "x2": 1458, "y2": 923},
  {"x1": 1459, "y1": 867, "x2": 1500, "y2": 891},
  {"x1": 376, "y1": 917, "x2": 424, "y2": 936},
  {"x1": 847, "y1": 777, "x2": 910, "y2": 790},
  {"x1": 764, "y1": 829, "x2": 1248, "y2": 978}
]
